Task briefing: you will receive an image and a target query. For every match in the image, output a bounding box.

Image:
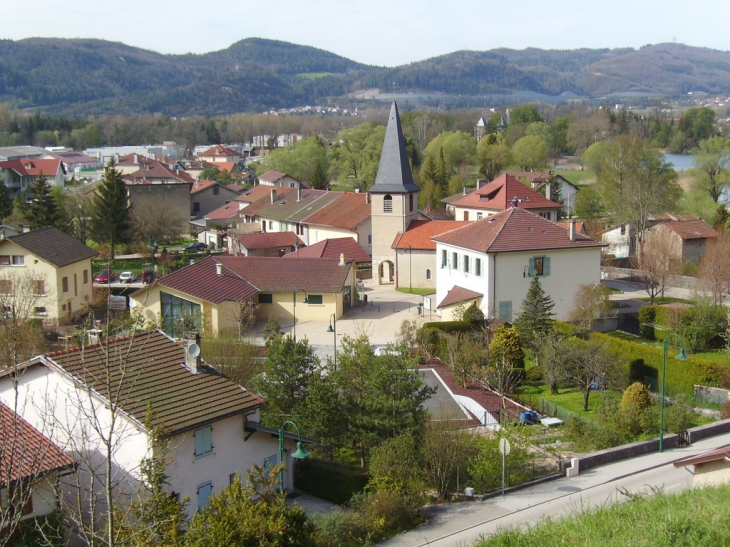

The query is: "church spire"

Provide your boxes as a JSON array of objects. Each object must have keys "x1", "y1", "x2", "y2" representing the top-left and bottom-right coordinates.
[{"x1": 369, "y1": 101, "x2": 420, "y2": 194}]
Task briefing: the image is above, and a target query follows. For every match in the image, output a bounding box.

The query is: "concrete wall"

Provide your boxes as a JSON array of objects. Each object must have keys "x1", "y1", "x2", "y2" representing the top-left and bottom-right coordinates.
[
  {"x1": 694, "y1": 386, "x2": 730, "y2": 405},
  {"x1": 127, "y1": 184, "x2": 192, "y2": 236},
  {"x1": 255, "y1": 291, "x2": 341, "y2": 324},
  {"x1": 194, "y1": 186, "x2": 241, "y2": 218},
  {"x1": 395, "y1": 248, "x2": 436, "y2": 290},
  {"x1": 370, "y1": 192, "x2": 419, "y2": 284},
  {"x1": 694, "y1": 460, "x2": 730, "y2": 487}
]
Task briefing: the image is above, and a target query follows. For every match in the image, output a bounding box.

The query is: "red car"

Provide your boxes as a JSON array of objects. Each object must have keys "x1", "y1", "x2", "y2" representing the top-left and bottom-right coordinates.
[{"x1": 94, "y1": 270, "x2": 117, "y2": 284}]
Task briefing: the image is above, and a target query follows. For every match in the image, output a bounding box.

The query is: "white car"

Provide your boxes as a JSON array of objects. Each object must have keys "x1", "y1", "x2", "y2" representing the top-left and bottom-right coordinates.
[{"x1": 118, "y1": 271, "x2": 137, "y2": 283}]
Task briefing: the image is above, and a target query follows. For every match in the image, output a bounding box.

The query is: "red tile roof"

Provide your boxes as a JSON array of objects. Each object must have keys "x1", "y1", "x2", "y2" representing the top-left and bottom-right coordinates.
[
  {"x1": 128, "y1": 160, "x2": 195, "y2": 184},
  {"x1": 239, "y1": 187, "x2": 296, "y2": 217},
  {"x1": 392, "y1": 220, "x2": 471, "y2": 250},
  {"x1": 674, "y1": 446, "x2": 730, "y2": 468},
  {"x1": 432, "y1": 208, "x2": 604, "y2": 253},
  {"x1": 447, "y1": 173, "x2": 562, "y2": 212},
  {"x1": 43, "y1": 331, "x2": 263, "y2": 435},
  {"x1": 236, "y1": 184, "x2": 281, "y2": 204},
  {"x1": 199, "y1": 145, "x2": 240, "y2": 157},
  {"x1": 216, "y1": 162, "x2": 240, "y2": 174},
  {"x1": 0, "y1": 158, "x2": 63, "y2": 177},
  {"x1": 117, "y1": 153, "x2": 154, "y2": 165},
  {"x1": 660, "y1": 219, "x2": 718, "y2": 240},
  {"x1": 238, "y1": 231, "x2": 303, "y2": 250},
  {"x1": 205, "y1": 201, "x2": 242, "y2": 221},
  {"x1": 0, "y1": 402, "x2": 74, "y2": 483},
  {"x1": 258, "y1": 170, "x2": 288, "y2": 184},
  {"x1": 191, "y1": 179, "x2": 220, "y2": 194},
  {"x1": 437, "y1": 286, "x2": 483, "y2": 309},
  {"x1": 303, "y1": 192, "x2": 370, "y2": 229},
  {"x1": 557, "y1": 221, "x2": 587, "y2": 235},
  {"x1": 283, "y1": 237, "x2": 371, "y2": 263}
]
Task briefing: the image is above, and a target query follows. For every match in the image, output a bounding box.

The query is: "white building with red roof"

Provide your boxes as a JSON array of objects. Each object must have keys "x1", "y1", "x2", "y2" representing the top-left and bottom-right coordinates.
[
  {"x1": 198, "y1": 145, "x2": 241, "y2": 163},
  {"x1": 0, "y1": 157, "x2": 66, "y2": 197},
  {"x1": 432, "y1": 207, "x2": 604, "y2": 322}
]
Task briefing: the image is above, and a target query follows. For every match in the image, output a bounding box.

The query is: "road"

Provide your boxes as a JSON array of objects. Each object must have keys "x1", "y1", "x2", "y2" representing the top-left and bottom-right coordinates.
[{"x1": 380, "y1": 432, "x2": 730, "y2": 547}]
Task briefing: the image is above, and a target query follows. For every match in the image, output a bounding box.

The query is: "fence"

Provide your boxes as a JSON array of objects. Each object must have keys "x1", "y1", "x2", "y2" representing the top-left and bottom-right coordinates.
[{"x1": 538, "y1": 398, "x2": 576, "y2": 422}]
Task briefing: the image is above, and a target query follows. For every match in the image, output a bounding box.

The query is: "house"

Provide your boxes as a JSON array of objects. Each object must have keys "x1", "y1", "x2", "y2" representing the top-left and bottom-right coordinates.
[
  {"x1": 283, "y1": 237, "x2": 371, "y2": 265},
  {"x1": 391, "y1": 220, "x2": 470, "y2": 290},
  {"x1": 674, "y1": 446, "x2": 730, "y2": 487},
  {"x1": 198, "y1": 145, "x2": 241, "y2": 164},
  {"x1": 257, "y1": 171, "x2": 308, "y2": 189},
  {"x1": 191, "y1": 179, "x2": 243, "y2": 218},
  {"x1": 115, "y1": 153, "x2": 157, "y2": 175},
  {"x1": 42, "y1": 151, "x2": 101, "y2": 178},
  {"x1": 432, "y1": 208, "x2": 604, "y2": 322},
  {"x1": 204, "y1": 201, "x2": 244, "y2": 229},
  {"x1": 237, "y1": 186, "x2": 296, "y2": 228},
  {"x1": 0, "y1": 402, "x2": 74, "y2": 527},
  {"x1": 0, "y1": 227, "x2": 98, "y2": 323},
  {"x1": 505, "y1": 171, "x2": 579, "y2": 216},
  {"x1": 301, "y1": 192, "x2": 372, "y2": 253},
  {"x1": 444, "y1": 174, "x2": 563, "y2": 222},
  {"x1": 643, "y1": 214, "x2": 718, "y2": 263},
  {"x1": 0, "y1": 158, "x2": 66, "y2": 198},
  {"x1": 598, "y1": 222, "x2": 633, "y2": 258},
  {"x1": 130, "y1": 255, "x2": 357, "y2": 336},
  {"x1": 235, "y1": 232, "x2": 304, "y2": 257},
  {"x1": 126, "y1": 160, "x2": 195, "y2": 185},
  {"x1": 0, "y1": 330, "x2": 310, "y2": 524}
]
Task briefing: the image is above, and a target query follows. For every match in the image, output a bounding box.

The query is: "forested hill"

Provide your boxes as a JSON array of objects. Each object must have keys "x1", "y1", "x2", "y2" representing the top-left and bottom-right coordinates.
[{"x1": 2, "y1": 38, "x2": 730, "y2": 116}]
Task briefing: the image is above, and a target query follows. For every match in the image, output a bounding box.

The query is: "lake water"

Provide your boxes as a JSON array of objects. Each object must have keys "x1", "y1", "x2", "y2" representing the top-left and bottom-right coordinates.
[{"x1": 663, "y1": 154, "x2": 698, "y2": 171}]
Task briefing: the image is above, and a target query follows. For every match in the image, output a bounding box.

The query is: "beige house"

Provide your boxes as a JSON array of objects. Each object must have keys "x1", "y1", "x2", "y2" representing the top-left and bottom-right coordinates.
[
  {"x1": 674, "y1": 446, "x2": 730, "y2": 487},
  {"x1": 0, "y1": 228, "x2": 98, "y2": 323},
  {"x1": 130, "y1": 255, "x2": 357, "y2": 336},
  {"x1": 643, "y1": 215, "x2": 718, "y2": 264}
]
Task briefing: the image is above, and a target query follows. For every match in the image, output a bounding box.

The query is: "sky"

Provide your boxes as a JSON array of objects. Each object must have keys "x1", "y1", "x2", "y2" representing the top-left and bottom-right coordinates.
[{"x1": 2, "y1": 0, "x2": 729, "y2": 67}]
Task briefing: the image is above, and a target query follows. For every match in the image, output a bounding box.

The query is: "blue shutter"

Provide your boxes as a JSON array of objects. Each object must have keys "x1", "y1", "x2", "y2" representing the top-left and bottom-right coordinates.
[
  {"x1": 197, "y1": 482, "x2": 213, "y2": 511},
  {"x1": 194, "y1": 429, "x2": 204, "y2": 457},
  {"x1": 543, "y1": 257, "x2": 551, "y2": 276},
  {"x1": 194, "y1": 426, "x2": 213, "y2": 458},
  {"x1": 499, "y1": 301, "x2": 513, "y2": 322},
  {"x1": 528, "y1": 258, "x2": 535, "y2": 277}
]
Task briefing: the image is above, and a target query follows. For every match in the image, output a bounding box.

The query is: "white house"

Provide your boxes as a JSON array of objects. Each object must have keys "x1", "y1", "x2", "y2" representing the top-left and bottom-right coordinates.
[
  {"x1": 432, "y1": 208, "x2": 604, "y2": 322},
  {"x1": 0, "y1": 331, "x2": 310, "y2": 526}
]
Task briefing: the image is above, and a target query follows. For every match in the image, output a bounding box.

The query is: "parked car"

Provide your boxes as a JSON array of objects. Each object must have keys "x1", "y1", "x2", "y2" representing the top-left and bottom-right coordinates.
[
  {"x1": 94, "y1": 270, "x2": 116, "y2": 284},
  {"x1": 118, "y1": 271, "x2": 137, "y2": 283},
  {"x1": 183, "y1": 242, "x2": 209, "y2": 253},
  {"x1": 142, "y1": 270, "x2": 155, "y2": 284}
]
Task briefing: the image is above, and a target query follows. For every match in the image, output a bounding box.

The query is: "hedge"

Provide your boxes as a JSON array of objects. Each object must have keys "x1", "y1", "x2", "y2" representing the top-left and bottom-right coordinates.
[
  {"x1": 294, "y1": 458, "x2": 369, "y2": 504},
  {"x1": 421, "y1": 321, "x2": 478, "y2": 334}
]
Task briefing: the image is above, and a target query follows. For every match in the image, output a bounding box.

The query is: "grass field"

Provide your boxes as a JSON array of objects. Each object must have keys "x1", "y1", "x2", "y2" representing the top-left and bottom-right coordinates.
[
  {"x1": 517, "y1": 385, "x2": 612, "y2": 416},
  {"x1": 396, "y1": 287, "x2": 435, "y2": 296},
  {"x1": 635, "y1": 296, "x2": 691, "y2": 304},
  {"x1": 553, "y1": 168, "x2": 597, "y2": 186}
]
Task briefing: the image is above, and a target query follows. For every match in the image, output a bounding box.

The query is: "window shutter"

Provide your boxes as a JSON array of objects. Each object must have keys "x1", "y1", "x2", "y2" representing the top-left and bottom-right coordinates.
[
  {"x1": 194, "y1": 429, "x2": 203, "y2": 456},
  {"x1": 528, "y1": 258, "x2": 535, "y2": 277},
  {"x1": 544, "y1": 257, "x2": 551, "y2": 276},
  {"x1": 197, "y1": 482, "x2": 213, "y2": 511},
  {"x1": 204, "y1": 426, "x2": 212, "y2": 452}
]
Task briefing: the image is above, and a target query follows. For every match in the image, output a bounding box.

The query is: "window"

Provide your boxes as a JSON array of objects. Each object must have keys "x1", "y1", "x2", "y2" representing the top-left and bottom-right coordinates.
[
  {"x1": 269, "y1": 221, "x2": 274, "y2": 230},
  {"x1": 383, "y1": 195, "x2": 393, "y2": 213},
  {"x1": 477, "y1": 213, "x2": 483, "y2": 221},
  {"x1": 620, "y1": 225, "x2": 626, "y2": 235},
  {"x1": 160, "y1": 292, "x2": 201, "y2": 334},
  {"x1": 528, "y1": 256, "x2": 551, "y2": 277},
  {"x1": 463, "y1": 255, "x2": 469, "y2": 273},
  {"x1": 475, "y1": 258, "x2": 482, "y2": 277},
  {"x1": 409, "y1": 193, "x2": 414, "y2": 212},
  {"x1": 83, "y1": 270, "x2": 89, "y2": 284},
  {"x1": 74, "y1": 274, "x2": 78, "y2": 297},
  {"x1": 441, "y1": 250, "x2": 447, "y2": 268},
  {"x1": 307, "y1": 294, "x2": 323, "y2": 305},
  {"x1": 0, "y1": 256, "x2": 9, "y2": 265},
  {"x1": 426, "y1": 269, "x2": 431, "y2": 280},
  {"x1": 194, "y1": 426, "x2": 213, "y2": 459},
  {"x1": 213, "y1": 186, "x2": 219, "y2": 195},
  {"x1": 32, "y1": 280, "x2": 45, "y2": 295},
  {"x1": 0, "y1": 280, "x2": 11, "y2": 295},
  {"x1": 34, "y1": 307, "x2": 47, "y2": 316},
  {"x1": 540, "y1": 212, "x2": 549, "y2": 219},
  {"x1": 193, "y1": 202, "x2": 200, "y2": 213},
  {"x1": 368, "y1": 234, "x2": 372, "y2": 245},
  {"x1": 197, "y1": 482, "x2": 213, "y2": 512},
  {"x1": 62, "y1": 277, "x2": 69, "y2": 293},
  {"x1": 12, "y1": 256, "x2": 23, "y2": 266},
  {"x1": 258, "y1": 293, "x2": 273, "y2": 304},
  {"x1": 498, "y1": 301, "x2": 512, "y2": 322},
  {"x1": 452, "y1": 252, "x2": 458, "y2": 269}
]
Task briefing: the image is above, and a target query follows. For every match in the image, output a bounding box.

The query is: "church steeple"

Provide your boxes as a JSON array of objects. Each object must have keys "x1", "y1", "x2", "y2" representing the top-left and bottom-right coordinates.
[{"x1": 369, "y1": 101, "x2": 420, "y2": 194}]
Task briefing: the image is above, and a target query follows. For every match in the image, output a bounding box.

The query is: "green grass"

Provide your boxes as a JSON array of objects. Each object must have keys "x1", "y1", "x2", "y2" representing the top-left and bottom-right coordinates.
[
  {"x1": 474, "y1": 483, "x2": 730, "y2": 547},
  {"x1": 635, "y1": 296, "x2": 691, "y2": 304},
  {"x1": 553, "y1": 168, "x2": 597, "y2": 186},
  {"x1": 296, "y1": 72, "x2": 333, "y2": 80},
  {"x1": 396, "y1": 287, "x2": 435, "y2": 296},
  {"x1": 516, "y1": 385, "x2": 614, "y2": 416}
]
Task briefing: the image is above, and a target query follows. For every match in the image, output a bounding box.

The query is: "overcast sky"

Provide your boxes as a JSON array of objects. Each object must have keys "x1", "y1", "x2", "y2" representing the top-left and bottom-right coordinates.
[{"x1": 2, "y1": 0, "x2": 727, "y2": 67}]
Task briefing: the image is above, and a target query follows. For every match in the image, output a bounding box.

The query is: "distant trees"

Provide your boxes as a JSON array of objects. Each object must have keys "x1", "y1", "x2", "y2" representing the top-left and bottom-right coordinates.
[
  {"x1": 91, "y1": 159, "x2": 133, "y2": 259},
  {"x1": 676, "y1": 106, "x2": 716, "y2": 151},
  {"x1": 261, "y1": 136, "x2": 329, "y2": 188},
  {"x1": 512, "y1": 135, "x2": 548, "y2": 171},
  {"x1": 477, "y1": 134, "x2": 512, "y2": 181},
  {"x1": 573, "y1": 187, "x2": 604, "y2": 222},
  {"x1": 327, "y1": 123, "x2": 385, "y2": 190},
  {"x1": 691, "y1": 136, "x2": 730, "y2": 202}
]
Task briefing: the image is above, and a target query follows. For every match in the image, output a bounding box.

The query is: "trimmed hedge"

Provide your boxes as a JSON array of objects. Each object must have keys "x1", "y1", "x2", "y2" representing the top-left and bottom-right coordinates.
[
  {"x1": 422, "y1": 321, "x2": 479, "y2": 334},
  {"x1": 294, "y1": 458, "x2": 369, "y2": 505}
]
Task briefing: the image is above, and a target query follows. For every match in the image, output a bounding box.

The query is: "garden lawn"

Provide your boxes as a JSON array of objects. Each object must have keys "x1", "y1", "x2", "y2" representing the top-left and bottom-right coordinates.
[
  {"x1": 553, "y1": 169, "x2": 596, "y2": 186},
  {"x1": 396, "y1": 287, "x2": 435, "y2": 295},
  {"x1": 517, "y1": 385, "x2": 616, "y2": 416}
]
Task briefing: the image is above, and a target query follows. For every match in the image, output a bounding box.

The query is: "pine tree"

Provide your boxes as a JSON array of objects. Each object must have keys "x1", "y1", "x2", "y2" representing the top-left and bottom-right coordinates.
[
  {"x1": 91, "y1": 159, "x2": 133, "y2": 259},
  {"x1": 514, "y1": 276, "x2": 555, "y2": 354},
  {"x1": 713, "y1": 203, "x2": 729, "y2": 232},
  {"x1": 310, "y1": 155, "x2": 328, "y2": 190},
  {"x1": 24, "y1": 172, "x2": 61, "y2": 229},
  {"x1": 0, "y1": 181, "x2": 13, "y2": 223}
]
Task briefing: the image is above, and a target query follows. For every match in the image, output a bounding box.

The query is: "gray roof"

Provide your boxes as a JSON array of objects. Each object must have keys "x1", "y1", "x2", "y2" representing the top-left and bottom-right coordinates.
[
  {"x1": 0, "y1": 146, "x2": 46, "y2": 161},
  {"x1": 6, "y1": 227, "x2": 98, "y2": 267},
  {"x1": 369, "y1": 102, "x2": 420, "y2": 194}
]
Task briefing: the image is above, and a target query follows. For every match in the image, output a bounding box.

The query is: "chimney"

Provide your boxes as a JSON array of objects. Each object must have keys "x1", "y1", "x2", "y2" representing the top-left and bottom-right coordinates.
[
  {"x1": 569, "y1": 219, "x2": 576, "y2": 242},
  {"x1": 478, "y1": 179, "x2": 488, "y2": 189},
  {"x1": 133, "y1": 153, "x2": 138, "y2": 164},
  {"x1": 365, "y1": 193, "x2": 370, "y2": 204},
  {"x1": 216, "y1": 262, "x2": 223, "y2": 276},
  {"x1": 339, "y1": 253, "x2": 345, "y2": 266},
  {"x1": 271, "y1": 189, "x2": 277, "y2": 204},
  {"x1": 545, "y1": 182, "x2": 552, "y2": 202},
  {"x1": 297, "y1": 184, "x2": 302, "y2": 201},
  {"x1": 184, "y1": 333, "x2": 202, "y2": 374}
]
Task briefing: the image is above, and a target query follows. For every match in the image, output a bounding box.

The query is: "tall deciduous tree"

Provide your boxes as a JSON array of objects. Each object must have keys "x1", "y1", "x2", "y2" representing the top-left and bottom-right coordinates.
[
  {"x1": 91, "y1": 159, "x2": 133, "y2": 259},
  {"x1": 512, "y1": 135, "x2": 548, "y2": 171},
  {"x1": 635, "y1": 227, "x2": 681, "y2": 304},
  {"x1": 476, "y1": 134, "x2": 512, "y2": 181},
  {"x1": 691, "y1": 136, "x2": 730, "y2": 202},
  {"x1": 327, "y1": 123, "x2": 385, "y2": 191},
  {"x1": 562, "y1": 339, "x2": 622, "y2": 411},
  {"x1": 698, "y1": 234, "x2": 730, "y2": 306}
]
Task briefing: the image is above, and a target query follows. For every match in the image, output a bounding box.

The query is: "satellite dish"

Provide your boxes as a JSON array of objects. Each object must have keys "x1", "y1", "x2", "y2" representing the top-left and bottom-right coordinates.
[{"x1": 187, "y1": 343, "x2": 201, "y2": 358}]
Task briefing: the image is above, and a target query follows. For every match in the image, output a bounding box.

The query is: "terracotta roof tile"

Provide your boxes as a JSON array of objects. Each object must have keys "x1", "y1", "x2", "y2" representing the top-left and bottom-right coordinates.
[
  {"x1": 43, "y1": 331, "x2": 263, "y2": 436},
  {"x1": 128, "y1": 160, "x2": 195, "y2": 184},
  {"x1": 0, "y1": 403, "x2": 74, "y2": 483},
  {"x1": 0, "y1": 158, "x2": 63, "y2": 177},
  {"x1": 236, "y1": 184, "x2": 281, "y2": 204},
  {"x1": 6, "y1": 227, "x2": 98, "y2": 267},
  {"x1": 447, "y1": 173, "x2": 562, "y2": 212},
  {"x1": 432, "y1": 208, "x2": 604, "y2": 253},
  {"x1": 238, "y1": 232, "x2": 303, "y2": 250},
  {"x1": 239, "y1": 187, "x2": 296, "y2": 217},
  {"x1": 254, "y1": 189, "x2": 332, "y2": 222},
  {"x1": 200, "y1": 145, "x2": 240, "y2": 157},
  {"x1": 191, "y1": 179, "x2": 220, "y2": 194},
  {"x1": 303, "y1": 192, "x2": 370, "y2": 229},
  {"x1": 392, "y1": 220, "x2": 471, "y2": 250},
  {"x1": 437, "y1": 286, "x2": 483, "y2": 309},
  {"x1": 660, "y1": 219, "x2": 718, "y2": 240},
  {"x1": 205, "y1": 201, "x2": 242, "y2": 221},
  {"x1": 674, "y1": 446, "x2": 730, "y2": 468},
  {"x1": 283, "y1": 237, "x2": 371, "y2": 263}
]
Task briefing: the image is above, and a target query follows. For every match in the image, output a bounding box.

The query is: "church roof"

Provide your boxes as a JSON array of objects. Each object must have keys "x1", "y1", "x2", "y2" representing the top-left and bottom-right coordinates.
[{"x1": 369, "y1": 102, "x2": 420, "y2": 195}]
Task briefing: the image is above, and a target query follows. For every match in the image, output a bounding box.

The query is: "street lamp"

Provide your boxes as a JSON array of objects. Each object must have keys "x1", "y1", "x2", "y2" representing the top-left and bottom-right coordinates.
[
  {"x1": 278, "y1": 420, "x2": 310, "y2": 491},
  {"x1": 292, "y1": 289, "x2": 308, "y2": 341},
  {"x1": 659, "y1": 333, "x2": 688, "y2": 452},
  {"x1": 404, "y1": 244, "x2": 412, "y2": 293},
  {"x1": 327, "y1": 313, "x2": 337, "y2": 368}
]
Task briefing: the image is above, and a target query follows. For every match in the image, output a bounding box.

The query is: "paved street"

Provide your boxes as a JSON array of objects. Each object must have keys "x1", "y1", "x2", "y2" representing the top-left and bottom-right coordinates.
[{"x1": 379, "y1": 432, "x2": 730, "y2": 547}]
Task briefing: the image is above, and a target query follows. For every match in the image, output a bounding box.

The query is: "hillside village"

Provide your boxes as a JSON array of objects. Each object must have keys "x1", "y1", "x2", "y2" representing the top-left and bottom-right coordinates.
[{"x1": 3, "y1": 97, "x2": 730, "y2": 546}]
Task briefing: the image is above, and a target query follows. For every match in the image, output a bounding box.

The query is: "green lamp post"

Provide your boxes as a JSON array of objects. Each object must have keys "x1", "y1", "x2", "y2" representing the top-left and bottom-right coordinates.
[
  {"x1": 327, "y1": 313, "x2": 337, "y2": 368},
  {"x1": 659, "y1": 333, "x2": 688, "y2": 453},
  {"x1": 278, "y1": 420, "x2": 310, "y2": 490}
]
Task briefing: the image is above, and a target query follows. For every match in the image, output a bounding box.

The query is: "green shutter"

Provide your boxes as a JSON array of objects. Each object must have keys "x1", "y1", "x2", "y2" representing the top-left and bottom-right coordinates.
[
  {"x1": 528, "y1": 258, "x2": 535, "y2": 277},
  {"x1": 498, "y1": 301, "x2": 513, "y2": 322},
  {"x1": 544, "y1": 257, "x2": 551, "y2": 276}
]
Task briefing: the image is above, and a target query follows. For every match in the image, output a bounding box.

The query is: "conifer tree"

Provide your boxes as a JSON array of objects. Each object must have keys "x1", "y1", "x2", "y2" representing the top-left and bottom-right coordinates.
[
  {"x1": 514, "y1": 276, "x2": 555, "y2": 355},
  {"x1": 91, "y1": 159, "x2": 133, "y2": 259},
  {"x1": 24, "y1": 172, "x2": 61, "y2": 229},
  {"x1": 0, "y1": 181, "x2": 13, "y2": 223}
]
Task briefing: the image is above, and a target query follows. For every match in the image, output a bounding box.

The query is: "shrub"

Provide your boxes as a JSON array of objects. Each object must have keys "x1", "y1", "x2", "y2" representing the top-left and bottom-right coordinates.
[
  {"x1": 294, "y1": 459, "x2": 369, "y2": 505},
  {"x1": 421, "y1": 321, "x2": 478, "y2": 334},
  {"x1": 416, "y1": 326, "x2": 440, "y2": 357},
  {"x1": 620, "y1": 382, "x2": 653, "y2": 412},
  {"x1": 639, "y1": 306, "x2": 657, "y2": 340},
  {"x1": 462, "y1": 303, "x2": 486, "y2": 325},
  {"x1": 368, "y1": 435, "x2": 423, "y2": 496},
  {"x1": 525, "y1": 366, "x2": 544, "y2": 383}
]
